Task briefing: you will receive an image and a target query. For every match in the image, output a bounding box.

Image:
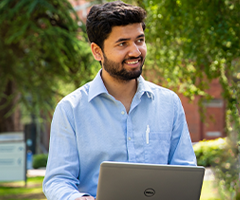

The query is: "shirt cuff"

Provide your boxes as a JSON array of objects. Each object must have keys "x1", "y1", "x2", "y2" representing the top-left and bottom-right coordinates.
[{"x1": 70, "y1": 192, "x2": 90, "y2": 200}]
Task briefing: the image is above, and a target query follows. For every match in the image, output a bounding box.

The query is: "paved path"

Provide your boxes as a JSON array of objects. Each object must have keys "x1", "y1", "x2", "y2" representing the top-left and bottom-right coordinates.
[
  {"x1": 204, "y1": 168, "x2": 215, "y2": 180},
  {"x1": 27, "y1": 167, "x2": 215, "y2": 180},
  {"x1": 27, "y1": 168, "x2": 46, "y2": 177}
]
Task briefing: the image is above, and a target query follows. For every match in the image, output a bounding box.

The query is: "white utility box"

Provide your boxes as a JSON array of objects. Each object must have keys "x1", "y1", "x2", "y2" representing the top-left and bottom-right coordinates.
[{"x1": 0, "y1": 132, "x2": 26, "y2": 182}]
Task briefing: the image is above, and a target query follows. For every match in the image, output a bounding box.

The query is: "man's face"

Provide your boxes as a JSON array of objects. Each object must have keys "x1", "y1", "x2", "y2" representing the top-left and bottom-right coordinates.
[{"x1": 101, "y1": 23, "x2": 147, "y2": 81}]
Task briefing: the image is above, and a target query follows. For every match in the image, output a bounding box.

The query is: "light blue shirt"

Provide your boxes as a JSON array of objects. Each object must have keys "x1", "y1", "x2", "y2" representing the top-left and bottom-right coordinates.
[{"x1": 43, "y1": 70, "x2": 196, "y2": 200}]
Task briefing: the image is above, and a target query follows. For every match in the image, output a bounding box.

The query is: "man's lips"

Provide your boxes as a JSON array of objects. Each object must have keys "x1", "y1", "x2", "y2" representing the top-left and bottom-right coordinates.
[
  {"x1": 123, "y1": 57, "x2": 142, "y2": 65},
  {"x1": 126, "y1": 60, "x2": 139, "y2": 64}
]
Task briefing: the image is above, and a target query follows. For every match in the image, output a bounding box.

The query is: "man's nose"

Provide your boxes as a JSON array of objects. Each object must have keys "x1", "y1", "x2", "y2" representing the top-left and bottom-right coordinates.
[{"x1": 128, "y1": 43, "x2": 141, "y2": 57}]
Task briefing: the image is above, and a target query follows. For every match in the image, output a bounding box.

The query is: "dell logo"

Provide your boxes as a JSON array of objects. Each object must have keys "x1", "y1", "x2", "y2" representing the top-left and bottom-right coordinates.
[{"x1": 144, "y1": 188, "x2": 155, "y2": 197}]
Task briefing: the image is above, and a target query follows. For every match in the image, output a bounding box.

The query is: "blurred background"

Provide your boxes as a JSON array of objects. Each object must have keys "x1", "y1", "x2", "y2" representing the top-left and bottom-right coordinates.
[{"x1": 0, "y1": 0, "x2": 239, "y2": 199}]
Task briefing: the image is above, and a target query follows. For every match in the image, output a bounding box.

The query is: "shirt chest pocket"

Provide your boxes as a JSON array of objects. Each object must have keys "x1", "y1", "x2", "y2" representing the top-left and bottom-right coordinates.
[{"x1": 143, "y1": 131, "x2": 171, "y2": 164}]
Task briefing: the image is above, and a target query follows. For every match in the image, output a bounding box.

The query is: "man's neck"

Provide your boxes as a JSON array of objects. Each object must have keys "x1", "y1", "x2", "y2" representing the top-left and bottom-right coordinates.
[{"x1": 101, "y1": 70, "x2": 138, "y2": 113}]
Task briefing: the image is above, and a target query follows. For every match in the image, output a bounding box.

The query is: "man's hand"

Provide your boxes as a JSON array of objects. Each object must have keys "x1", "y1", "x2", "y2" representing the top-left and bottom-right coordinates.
[{"x1": 75, "y1": 196, "x2": 95, "y2": 200}]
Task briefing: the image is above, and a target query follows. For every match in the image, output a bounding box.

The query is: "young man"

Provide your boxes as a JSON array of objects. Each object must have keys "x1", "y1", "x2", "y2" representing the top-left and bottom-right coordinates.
[{"x1": 43, "y1": 1, "x2": 196, "y2": 200}]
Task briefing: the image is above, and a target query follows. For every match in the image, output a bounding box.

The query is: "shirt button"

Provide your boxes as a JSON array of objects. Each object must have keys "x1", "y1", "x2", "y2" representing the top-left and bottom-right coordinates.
[
  {"x1": 128, "y1": 137, "x2": 131, "y2": 140},
  {"x1": 121, "y1": 111, "x2": 125, "y2": 115}
]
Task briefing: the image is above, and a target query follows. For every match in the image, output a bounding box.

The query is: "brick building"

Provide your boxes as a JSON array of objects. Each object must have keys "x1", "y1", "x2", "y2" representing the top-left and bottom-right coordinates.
[
  {"x1": 179, "y1": 79, "x2": 226, "y2": 142},
  {"x1": 68, "y1": 0, "x2": 91, "y2": 21}
]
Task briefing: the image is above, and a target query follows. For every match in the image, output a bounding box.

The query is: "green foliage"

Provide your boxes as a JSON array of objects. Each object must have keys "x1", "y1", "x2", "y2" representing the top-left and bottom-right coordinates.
[
  {"x1": 32, "y1": 154, "x2": 48, "y2": 169},
  {"x1": 193, "y1": 138, "x2": 227, "y2": 167},
  {"x1": 213, "y1": 138, "x2": 240, "y2": 200},
  {"x1": 143, "y1": 0, "x2": 240, "y2": 96},
  {"x1": 0, "y1": 0, "x2": 99, "y2": 119},
  {"x1": 194, "y1": 138, "x2": 239, "y2": 199}
]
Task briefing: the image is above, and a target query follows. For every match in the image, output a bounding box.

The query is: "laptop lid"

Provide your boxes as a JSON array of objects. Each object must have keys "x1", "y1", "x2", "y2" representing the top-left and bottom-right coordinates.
[{"x1": 96, "y1": 161, "x2": 205, "y2": 200}]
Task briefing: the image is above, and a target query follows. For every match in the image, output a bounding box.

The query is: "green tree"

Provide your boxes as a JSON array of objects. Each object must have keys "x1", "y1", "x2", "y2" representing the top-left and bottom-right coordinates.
[
  {"x1": 138, "y1": 0, "x2": 240, "y2": 198},
  {"x1": 0, "y1": 0, "x2": 99, "y2": 132}
]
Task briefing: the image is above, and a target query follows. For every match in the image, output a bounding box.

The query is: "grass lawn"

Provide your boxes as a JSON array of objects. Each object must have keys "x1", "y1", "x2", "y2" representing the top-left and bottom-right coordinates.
[
  {"x1": 0, "y1": 177, "x2": 221, "y2": 200},
  {"x1": 0, "y1": 177, "x2": 46, "y2": 200}
]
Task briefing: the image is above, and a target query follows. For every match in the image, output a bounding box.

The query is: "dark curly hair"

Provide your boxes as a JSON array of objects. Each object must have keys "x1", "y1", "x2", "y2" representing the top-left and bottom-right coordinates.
[{"x1": 86, "y1": 1, "x2": 146, "y2": 51}]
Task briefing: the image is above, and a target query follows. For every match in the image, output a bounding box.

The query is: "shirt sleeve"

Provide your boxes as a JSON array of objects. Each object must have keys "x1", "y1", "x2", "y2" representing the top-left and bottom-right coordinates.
[
  {"x1": 168, "y1": 94, "x2": 197, "y2": 166},
  {"x1": 42, "y1": 102, "x2": 88, "y2": 200}
]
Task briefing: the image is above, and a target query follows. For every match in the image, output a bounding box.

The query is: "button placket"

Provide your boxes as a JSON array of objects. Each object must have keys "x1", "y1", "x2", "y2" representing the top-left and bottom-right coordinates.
[{"x1": 126, "y1": 115, "x2": 136, "y2": 162}]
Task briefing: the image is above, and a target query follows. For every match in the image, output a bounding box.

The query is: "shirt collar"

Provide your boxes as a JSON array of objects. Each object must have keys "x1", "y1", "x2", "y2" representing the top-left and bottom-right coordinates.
[
  {"x1": 136, "y1": 75, "x2": 155, "y2": 100},
  {"x1": 88, "y1": 69, "x2": 155, "y2": 102},
  {"x1": 88, "y1": 70, "x2": 108, "y2": 102}
]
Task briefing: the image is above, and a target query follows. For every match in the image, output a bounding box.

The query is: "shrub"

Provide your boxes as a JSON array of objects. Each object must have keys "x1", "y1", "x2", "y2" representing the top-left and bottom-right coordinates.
[
  {"x1": 193, "y1": 138, "x2": 227, "y2": 167},
  {"x1": 32, "y1": 154, "x2": 48, "y2": 169}
]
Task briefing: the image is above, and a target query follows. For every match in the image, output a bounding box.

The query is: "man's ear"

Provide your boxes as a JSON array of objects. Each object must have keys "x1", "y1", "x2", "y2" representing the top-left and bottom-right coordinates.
[{"x1": 91, "y1": 42, "x2": 103, "y2": 62}]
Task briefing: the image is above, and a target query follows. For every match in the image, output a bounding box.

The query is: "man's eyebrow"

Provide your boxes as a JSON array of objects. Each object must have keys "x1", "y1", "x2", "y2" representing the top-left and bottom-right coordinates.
[
  {"x1": 136, "y1": 34, "x2": 145, "y2": 39},
  {"x1": 115, "y1": 34, "x2": 145, "y2": 44},
  {"x1": 115, "y1": 38, "x2": 130, "y2": 44}
]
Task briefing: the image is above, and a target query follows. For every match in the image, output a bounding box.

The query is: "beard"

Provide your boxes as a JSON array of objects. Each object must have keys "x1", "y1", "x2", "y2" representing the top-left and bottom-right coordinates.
[{"x1": 102, "y1": 53, "x2": 145, "y2": 81}]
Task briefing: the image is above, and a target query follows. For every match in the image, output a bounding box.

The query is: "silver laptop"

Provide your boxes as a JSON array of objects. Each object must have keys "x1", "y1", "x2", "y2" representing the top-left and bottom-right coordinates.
[{"x1": 96, "y1": 161, "x2": 205, "y2": 200}]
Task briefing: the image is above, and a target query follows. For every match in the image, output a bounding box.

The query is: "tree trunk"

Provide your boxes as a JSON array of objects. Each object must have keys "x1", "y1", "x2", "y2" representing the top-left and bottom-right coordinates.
[{"x1": 0, "y1": 80, "x2": 22, "y2": 133}]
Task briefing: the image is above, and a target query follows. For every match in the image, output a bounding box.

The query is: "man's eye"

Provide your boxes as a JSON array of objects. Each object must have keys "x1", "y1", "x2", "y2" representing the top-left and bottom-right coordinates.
[
  {"x1": 137, "y1": 39, "x2": 144, "y2": 43},
  {"x1": 119, "y1": 42, "x2": 125, "y2": 46}
]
